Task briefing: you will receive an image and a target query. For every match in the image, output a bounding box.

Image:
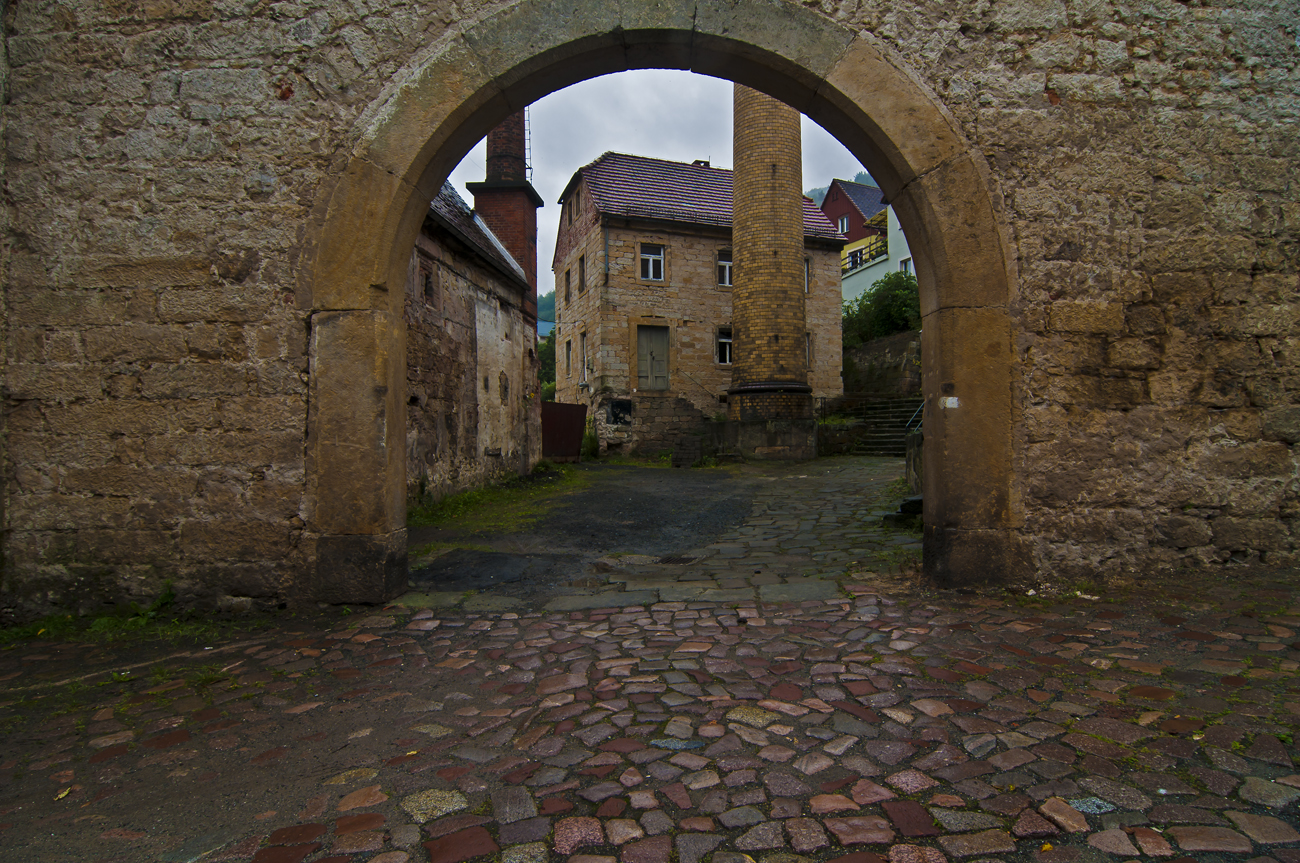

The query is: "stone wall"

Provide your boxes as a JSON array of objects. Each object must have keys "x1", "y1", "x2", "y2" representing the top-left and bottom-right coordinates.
[
  {"x1": 591, "y1": 394, "x2": 712, "y2": 459},
  {"x1": 844, "y1": 330, "x2": 921, "y2": 395},
  {"x1": 405, "y1": 225, "x2": 539, "y2": 507},
  {"x1": 1, "y1": 0, "x2": 1297, "y2": 607}
]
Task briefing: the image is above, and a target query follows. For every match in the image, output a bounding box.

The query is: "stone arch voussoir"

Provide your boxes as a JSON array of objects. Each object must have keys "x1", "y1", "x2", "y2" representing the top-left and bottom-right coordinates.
[{"x1": 303, "y1": 0, "x2": 1024, "y2": 601}]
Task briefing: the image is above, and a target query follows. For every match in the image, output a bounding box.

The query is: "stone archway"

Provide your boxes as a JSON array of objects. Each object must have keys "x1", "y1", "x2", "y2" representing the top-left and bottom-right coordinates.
[{"x1": 301, "y1": 0, "x2": 1024, "y2": 601}]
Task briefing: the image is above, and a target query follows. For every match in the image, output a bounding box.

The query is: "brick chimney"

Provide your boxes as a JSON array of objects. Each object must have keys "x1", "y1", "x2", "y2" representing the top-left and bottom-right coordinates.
[{"x1": 467, "y1": 110, "x2": 544, "y2": 322}]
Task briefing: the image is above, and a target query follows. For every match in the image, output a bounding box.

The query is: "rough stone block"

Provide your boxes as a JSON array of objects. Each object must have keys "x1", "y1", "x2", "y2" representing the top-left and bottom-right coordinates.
[
  {"x1": 1262, "y1": 406, "x2": 1300, "y2": 443},
  {"x1": 181, "y1": 520, "x2": 295, "y2": 562},
  {"x1": 139, "y1": 365, "x2": 249, "y2": 398},
  {"x1": 1153, "y1": 515, "x2": 1211, "y2": 549},
  {"x1": 1211, "y1": 517, "x2": 1290, "y2": 552},
  {"x1": 307, "y1": 530, "x2": 407, "y2": 604},
  {"x1": 1049, "y1": 302, "x2": 1124, "y2": 334},
  {"x1": 78, "y1": 255, "x2": 211, "y2": 289},
  {"x1": 83, "y1": 324, "x2": 188, "y2": 362},
  {"x1": 5, "y1": 366, "x2": 105, "y2": 401},
  {"x1": 158, "y1": 286, "x2": 272, "y2": 323}
]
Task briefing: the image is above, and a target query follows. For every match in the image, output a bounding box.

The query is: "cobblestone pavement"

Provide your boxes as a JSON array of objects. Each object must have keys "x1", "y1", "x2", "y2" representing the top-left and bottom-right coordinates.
[
  {"x1": 2, "y1": 459, "x2": 1299, "y2": 863},
  {"x1": 407, "y1": 457, "x2": 923, "y2": 614}
]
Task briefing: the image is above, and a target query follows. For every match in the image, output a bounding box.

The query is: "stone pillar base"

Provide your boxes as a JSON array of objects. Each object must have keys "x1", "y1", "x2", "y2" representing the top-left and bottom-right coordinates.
[
  {"x1": 923, "y1": 525, "x2": 1031, "y2": 587},
  {"x1": 724, "y1": 418, "x2": 816, "y2": 460},
  {"x1": 309, "y1": 530, "x2": 408, "y2": 604},
  {"x1": 727, "y1": 386, "x2": 813, "y2": 422}
]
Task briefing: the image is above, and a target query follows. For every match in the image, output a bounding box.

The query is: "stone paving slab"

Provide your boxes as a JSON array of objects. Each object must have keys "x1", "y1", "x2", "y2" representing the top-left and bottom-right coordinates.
[{"x1": 1, "y1": 459, "x2": 1298, "y2": 863}]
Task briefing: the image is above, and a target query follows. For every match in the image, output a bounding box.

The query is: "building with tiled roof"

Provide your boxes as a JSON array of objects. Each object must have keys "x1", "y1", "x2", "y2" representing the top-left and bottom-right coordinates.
[
  {"x1": 551, "y1": 152, "x2": 844, "y2": 455},
  {"x1": 818, "y1": 178, "x2": 916, "y2": 301},
  {"x1": 403, "y1": 180, "x2": 541, "y2": 504}
]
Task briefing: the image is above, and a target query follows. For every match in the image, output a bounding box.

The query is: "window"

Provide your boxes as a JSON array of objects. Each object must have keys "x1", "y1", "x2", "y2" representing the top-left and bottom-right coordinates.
[
  {"x1": 900, "y1": 257, "x2": 913, "y2": 275},
  {"x1": 579, "y1": 331, "x2": 588, "y2": 383},
  {"x1": 564, "y1": 268, "x2": 571, "y2": 304},
  {"x1": 806, "y1": 332, "x2": 813, "y2": 368},
  {"x1": 804, "y1": 257, "x2": 811, "y2": 293},
  {"x1": 565, "y1": 339, "x2": 572, "y2": 378},
  {"x1": 640, "y1": 243, "x2": 664, "y2": 281},
  {"x1": 717, "y1": 250, "x2": 732, "y2": 286},
  {"x1": 636, "y1": 325, "x2": 669, "y2": 390},
  {"x1": 421, "y1": 267, "x2": 436, "y2": 304},
  {"x1": 716, "y1": 327, "x2": 732, "y2": 364},
  {"x1": 838, "y1": 214, "x2": 849, "y2": 234},
  {"x1": 578, "y1": 255, "x2": 586, "y2": 294}
]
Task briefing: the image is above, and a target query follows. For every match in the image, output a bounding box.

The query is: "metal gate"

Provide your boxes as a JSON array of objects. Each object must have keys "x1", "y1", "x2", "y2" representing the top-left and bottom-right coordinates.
[{"x1": 541, "y1": 402, "x2": 588, "y2": 462}]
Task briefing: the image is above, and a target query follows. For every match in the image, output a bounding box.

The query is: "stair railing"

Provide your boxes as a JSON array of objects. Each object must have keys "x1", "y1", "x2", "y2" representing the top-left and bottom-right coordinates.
[{"x1": 904, "y1": 401, "x2": 924, "y2": 432}]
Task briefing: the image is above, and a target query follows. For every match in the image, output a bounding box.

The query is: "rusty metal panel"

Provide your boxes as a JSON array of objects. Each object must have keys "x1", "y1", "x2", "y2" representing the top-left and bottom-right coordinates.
[{"x1": 542, "y1": 402, "x2": 587, "y2": 462}]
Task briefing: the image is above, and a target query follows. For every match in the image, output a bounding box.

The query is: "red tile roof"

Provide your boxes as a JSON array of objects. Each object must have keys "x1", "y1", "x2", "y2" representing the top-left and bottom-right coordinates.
[{"x1": 563, "y1": 152, "x2": 843, "y2": 240}]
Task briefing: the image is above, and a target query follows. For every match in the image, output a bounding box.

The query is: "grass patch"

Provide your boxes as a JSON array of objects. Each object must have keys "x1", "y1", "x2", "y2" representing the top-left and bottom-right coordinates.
[
  {"x1": 883, "y1": 476, "x2": 912, "y2": 499},
  {"x1": 1, "y1": 583, "x2": 276, "y2": 648},
  {"x1": 407, "y1": 464, "x2": 587, "y2": 532}
]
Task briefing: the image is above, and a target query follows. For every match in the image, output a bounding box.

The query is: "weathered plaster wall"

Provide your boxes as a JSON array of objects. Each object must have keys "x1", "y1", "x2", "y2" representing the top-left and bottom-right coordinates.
[
  {"x1": 1, "y1": 0, "x2": 1296, "y2": 608},
  {"x1": 405, "y1": 227, "x2": 539, "y2": 508}
]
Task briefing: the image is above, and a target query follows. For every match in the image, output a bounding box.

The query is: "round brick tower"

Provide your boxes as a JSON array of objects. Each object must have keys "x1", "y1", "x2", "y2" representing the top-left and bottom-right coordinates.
[{"x1": 728, "y1": 84, "x2": 812, "y2": 425}]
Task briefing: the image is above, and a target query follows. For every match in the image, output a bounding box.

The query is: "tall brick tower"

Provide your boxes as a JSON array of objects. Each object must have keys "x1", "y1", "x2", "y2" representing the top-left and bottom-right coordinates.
[
  {"x1": 728, "y1": 85, "x2": 814, "y2": 453},
  {"x1": 467, "y1": 110, "x2": 544, "y2": 322}
]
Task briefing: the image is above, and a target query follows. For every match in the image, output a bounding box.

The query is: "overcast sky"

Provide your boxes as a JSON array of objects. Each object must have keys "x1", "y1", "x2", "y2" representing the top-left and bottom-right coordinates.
[{"x1": 446, "y1": 70, "x2": 871, "y2": 311}]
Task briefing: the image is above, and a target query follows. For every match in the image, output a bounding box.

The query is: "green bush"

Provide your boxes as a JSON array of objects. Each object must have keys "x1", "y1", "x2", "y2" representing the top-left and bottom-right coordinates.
[
  {"x1": 581, "y1": 418, "x2": 599, "y2": 459},
  {"x1": 541, "y1": 381, "x2": 556, "y2": 401},
  {"x1": 843, "y1": 270, "x2": 920, "y2": 348}
]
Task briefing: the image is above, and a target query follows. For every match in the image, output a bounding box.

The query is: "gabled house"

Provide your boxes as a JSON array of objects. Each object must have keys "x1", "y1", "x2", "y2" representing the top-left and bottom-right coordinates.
[
  {"x1": 551, "y1": 152, "x2": 844, "y2": 455},
  {"x1": 819, "y1": 178, "x2": 915, "y2": 300}
]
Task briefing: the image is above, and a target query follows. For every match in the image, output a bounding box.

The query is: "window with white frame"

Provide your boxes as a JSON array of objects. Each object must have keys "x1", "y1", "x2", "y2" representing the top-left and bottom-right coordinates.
[
  {"x1": 640, "y1": 243, "x2": 664, "y2": 281},
  {"x1": 900, "y1": 257, "x2": 913, "y2": 275},
  {"x1": 716, "y1": 327, "x2": 733, "y2": 364},
  {"x1": 717, "y1": 250, "x2": 732, "y2": 286},
  {"x1": 838, "y1": 215, "x2": 849, "y2": 234}
]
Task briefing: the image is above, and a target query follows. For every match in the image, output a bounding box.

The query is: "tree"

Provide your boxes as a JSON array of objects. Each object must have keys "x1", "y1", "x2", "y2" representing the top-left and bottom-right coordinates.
[
  {"x1": 537, "y1": 290, "x2": 555, "y2": 325},
  {"x1": 537, "y1": 329, "x2": 556, "y2": 385},
  {"x1": 842, "y1": 270, "x2": 920, "y2": 348}
]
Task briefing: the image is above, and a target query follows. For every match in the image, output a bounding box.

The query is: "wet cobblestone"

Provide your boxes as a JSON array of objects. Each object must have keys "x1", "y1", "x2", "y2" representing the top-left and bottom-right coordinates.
[{"x1": 0, "y1": 458, "x2": 1297, "y2": 862}]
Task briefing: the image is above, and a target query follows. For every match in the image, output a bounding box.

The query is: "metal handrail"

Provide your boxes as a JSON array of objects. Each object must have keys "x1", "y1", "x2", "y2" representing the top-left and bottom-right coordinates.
[{"x1": 905, "y1": 402, "x2": 924, "y2": 431}]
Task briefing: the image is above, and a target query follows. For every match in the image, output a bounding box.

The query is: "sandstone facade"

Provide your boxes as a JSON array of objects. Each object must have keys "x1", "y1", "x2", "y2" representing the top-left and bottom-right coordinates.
[
  {"x1": 2, "y1": 0, "x2": 1296, "y2": 607},
  {"x1": 551, "y1": 155, "x2": 843, "y2": 456}
]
